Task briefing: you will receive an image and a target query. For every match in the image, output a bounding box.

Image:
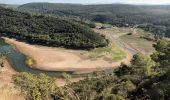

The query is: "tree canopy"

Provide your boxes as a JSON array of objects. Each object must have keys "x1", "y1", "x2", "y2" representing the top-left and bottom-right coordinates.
[
  {"x1": 18, "y1": 3, "x2": 170, "y2": 37},
  {"x1": 0, "y1": 7, "x2": 108, "y2": 49}
]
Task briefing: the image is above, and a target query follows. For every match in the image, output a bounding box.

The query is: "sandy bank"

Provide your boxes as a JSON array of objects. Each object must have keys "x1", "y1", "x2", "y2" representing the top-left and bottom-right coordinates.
[{"x1": 4, "y1": 38, "x2": 131, "y2": 73}]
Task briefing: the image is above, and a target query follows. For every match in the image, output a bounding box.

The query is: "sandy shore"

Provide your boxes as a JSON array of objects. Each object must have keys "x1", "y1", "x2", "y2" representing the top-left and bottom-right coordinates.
[
  {"x1": 4, "y1": 38, "x2": 132, "y2": 73},
  {"x1": 0, "y1": 46, "x2": 84, "y2": 87},
  {"x1": 0, "y1": 60, "x2": 82, "y2": 87}
]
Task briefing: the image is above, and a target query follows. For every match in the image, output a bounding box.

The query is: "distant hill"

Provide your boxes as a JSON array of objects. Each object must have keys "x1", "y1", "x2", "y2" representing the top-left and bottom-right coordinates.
[
  {"x1": 0, "y1": 4, "x2": 19, "y2": 8},
  {"x1": 18, "y1": 3, "x2": 170, "y2": 37},
  {"x1": 0, "y1": 7, "x2": 108, "y2": 49}
]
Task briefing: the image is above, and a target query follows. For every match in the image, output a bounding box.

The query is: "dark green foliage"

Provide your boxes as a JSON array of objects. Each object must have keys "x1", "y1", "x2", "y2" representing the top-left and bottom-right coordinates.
[
  {"x1": 131, "y1": 53, "x2": 156, "y2": 76},
  {"x1": 0, "y1": 7, "x2": 108, "y2": 49},
  {"x1": 52, "y1": 86, "x2": 81, "y2": 100},
  {"x1": 127, "y1": 33, "x2": 132, "y2": 35},
  {"x1": 128, "y1": 39, "x2": 170, "y2": 99},
  {"x1": 69, "y1": 75, "x2": 130, "y2": 100},
  {"x1": 18, "y1": 3, "x2": 170, "y2": 37},
  {"x1": 151, "y1": 39, "x2": 170, "y2": 67},
  {"x1": 128, "y1": 62, "x2": 170, "y2": 100},
  {"x1": 0, "y1": 53, "x2": 5, "y2": 68},
  {"x1": 65, "y1": 17, "x2": 96, "y2": 28},
  {"x1": 0, "y1": 39, "x2": 8, "y2": 45},
  {"x1": 114, "y1": 64, "x2": 133, "y2": 76}
]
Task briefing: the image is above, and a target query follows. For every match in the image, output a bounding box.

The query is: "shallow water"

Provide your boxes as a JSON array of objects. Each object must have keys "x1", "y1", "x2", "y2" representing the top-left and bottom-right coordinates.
[
  {"x1": 0, "y1": 39, "x2": 115, "y2": 77},
  {"x1": 0, "y1": 41, "x2": 76, "y2": 77}
]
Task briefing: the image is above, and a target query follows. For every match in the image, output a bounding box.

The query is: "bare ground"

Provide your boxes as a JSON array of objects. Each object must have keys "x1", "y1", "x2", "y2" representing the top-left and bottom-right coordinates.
[
  {"x1": 0, "y1": 60, "x2": 16, "y2": 86},
  {"x1": 0, "y1": 61, "x2": 23, "y2": 100}
]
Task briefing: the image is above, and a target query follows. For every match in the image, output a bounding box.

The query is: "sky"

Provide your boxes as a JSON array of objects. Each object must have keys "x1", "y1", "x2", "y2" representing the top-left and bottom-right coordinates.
[{"x1": 0, "y1": 0, "x2": 170, "y2": 5}]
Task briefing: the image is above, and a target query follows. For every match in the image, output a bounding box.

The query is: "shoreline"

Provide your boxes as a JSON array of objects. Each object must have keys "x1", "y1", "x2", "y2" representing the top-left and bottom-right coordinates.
[
  {"x1": 1, "y1": 37, "x2": 132, "y2": 86},
  {"x1": 0, "y1": 39, "x2": 84, "y2": 86},
  {"x1": 0, "y1": 60, "x2": 83, "y2": 87},
  {"x1": 4, "y1": 37, "x2": 132, "y2": 73}
]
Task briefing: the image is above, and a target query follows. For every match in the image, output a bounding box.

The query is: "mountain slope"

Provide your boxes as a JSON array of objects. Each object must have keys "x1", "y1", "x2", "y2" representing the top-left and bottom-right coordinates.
[
  {"x1": 0, "y1": 7, "x2": 108, "y2": 49},
  {"x1": 18, "y1": 3, "x2": 170, "y2": 37}
]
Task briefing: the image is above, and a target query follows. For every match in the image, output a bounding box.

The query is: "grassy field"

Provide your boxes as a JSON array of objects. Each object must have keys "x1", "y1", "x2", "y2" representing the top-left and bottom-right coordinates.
[
  {"x1": 86, "y1": 44, "x2": 126, "y2": 62},
  {"x1": 94, "y1": 24, "x2": 134, "y2": 36},
  {"x1": 94, "y1": 23, "x2": 155, "y2": 55},
  {"x1": 119, "y1": 28, "x2": 155, "y2": 54}
]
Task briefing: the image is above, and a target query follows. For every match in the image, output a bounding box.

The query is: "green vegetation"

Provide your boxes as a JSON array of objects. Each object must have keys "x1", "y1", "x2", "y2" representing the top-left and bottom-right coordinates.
[
  {"x1": 0, "y1": 7, "x2": 108, "y2": 49},
  {"x1": 151, "y1": 39, "x2": 170, "y2": 68},
  {"x1": 12, "y1": 39, "x2": 170, "y2": 100},
  {"x1": 1, "y1": 3, "x2": 169, "y2": 100},
  {"x1": 25, "y1": 57, "x2": 34, "y2": 66},
  {"x1": 88, "y1": 44, "x2": 126, "y2": 61},
  {"x1": 119, "y1": 29, "x2": 155, "y2": 54},
  {"x1": 68, "y1": 39, "x2": 170, "y2": 100},
  {"x1": 0, "y1": 53, "x2": 6, "y2": 69},
  {"x1": 131, "y1": 53, "x2": 156, "y2": 76},
  {"x1": 18, "y1": 3, "x2": 170, "y2": 38},
  {"x1": 0, "y1": 39, "x2": 8, "y2": 45}
]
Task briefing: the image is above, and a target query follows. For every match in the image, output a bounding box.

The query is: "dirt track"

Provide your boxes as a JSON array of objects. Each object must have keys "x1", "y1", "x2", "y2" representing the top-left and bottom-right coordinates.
[{"x1": 93, "y1": 28, "x2": 137, "y2": 55}]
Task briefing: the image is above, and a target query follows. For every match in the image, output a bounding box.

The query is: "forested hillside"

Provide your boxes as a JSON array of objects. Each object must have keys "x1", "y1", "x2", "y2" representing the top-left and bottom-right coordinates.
[
  {"x1": 0, "y1": 7, "x2": 108, "y2": 49},
  {"x1": 18, "y1": 3, "x2": 170, "y2": 37}
]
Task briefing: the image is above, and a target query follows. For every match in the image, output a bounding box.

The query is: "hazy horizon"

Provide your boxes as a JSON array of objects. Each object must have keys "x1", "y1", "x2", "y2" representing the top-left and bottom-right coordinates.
[{"x1": 0, "y1": 0, "x2": 170, "y2": 5}]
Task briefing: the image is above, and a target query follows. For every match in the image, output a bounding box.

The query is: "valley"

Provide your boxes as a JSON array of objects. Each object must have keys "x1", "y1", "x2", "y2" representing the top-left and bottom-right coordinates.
[
  {"x1": 2, "y1": 24, "x2": 156, "y2": 75},
  {"x1": 0, "y1": 2, "x2": 170, "y2": 100},
  {"x1": 3, "y1": 26, "x2": 130, "y2": 74}
]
